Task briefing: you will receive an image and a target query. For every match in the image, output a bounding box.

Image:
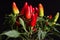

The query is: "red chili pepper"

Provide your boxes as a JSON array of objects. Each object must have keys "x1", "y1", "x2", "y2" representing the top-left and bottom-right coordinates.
[
  {"x1": 35, "y1": 7, "x2": 39, "y2": 13},
  {"x1": 30, "y1": 13, "x2": 38, "y2": 27},
  {"x1": 25, "y1": 6, "x2": 31, "y2": 19},
  {"x1": 30, "y1": 5, "x2": 33, "y2": 14},
  {"x1": 47, "y1": 15, "x2": 52, "y2": 20},
  {"x1": 35, "y1": 7, "x2": 39, "y2": 16},
  {"x1": 30, "y1": 13, "x2": 36, "y2": 27},
  {"x1": 35, "y1": 13, "x2": 38, "y2": 19},
  {"x1": 21, "y1": 2, "x2": 28, "y2": 15},
  {"x1": 32, "y1": 7, "x2": 35, "y2": 13}
]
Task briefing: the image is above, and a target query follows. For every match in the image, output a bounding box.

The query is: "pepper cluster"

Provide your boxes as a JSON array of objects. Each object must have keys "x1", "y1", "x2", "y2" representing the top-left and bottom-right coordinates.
[
  {"x1": 12, "y1": 2, "x2": 60, "y2": 32},
  {"x1": 1, "y1": 2, "x2": 60, "y2": 40},
  {"x1": 13, "y1": 2, "x2": 45, "y2": 31}
]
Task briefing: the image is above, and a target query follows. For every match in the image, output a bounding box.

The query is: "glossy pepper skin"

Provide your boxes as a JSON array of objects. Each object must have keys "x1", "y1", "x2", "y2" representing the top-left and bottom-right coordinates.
[
  {"x1": 12, "y1": 2, "x2": 19, "y2": 15},
  {"x1": 53, "y1": 12, "x2": 59, "y2": 23},
  {"x1": 35, "y1": 7, "x2": 39, "y2": 16},
  {"x1": 30, "y1": 13, "x2": 38, "y2": 27},
  {"x1": 30, "y1": 5, "x2": 33, "y2": 14},
  {"x1": 35, "y1": 7, "x2": 39, "y2": 14},
  {"x1": 39, "y1": 3, "x2": 44, "y2": 17},
  {"x1": 32, "y1": 8, "x2": 35, "y2": 14},
  {"x1": 25, "y1": 6, "x2": 31, "y2": 19},
  {"x1": 30, "y1": 13, "x2": 38, "y2": 31},
  {"x1": 21, "y1": 2, "x2": 28, "y2": 15}
]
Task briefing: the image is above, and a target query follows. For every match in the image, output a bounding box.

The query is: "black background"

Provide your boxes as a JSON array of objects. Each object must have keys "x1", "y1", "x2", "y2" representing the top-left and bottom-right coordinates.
[
  {"x1": 0, "y1": 0, "x2": 60, "y2": 40},
  {"x1": 0, "y1": 0, "x2": 60, "y2": 22}
]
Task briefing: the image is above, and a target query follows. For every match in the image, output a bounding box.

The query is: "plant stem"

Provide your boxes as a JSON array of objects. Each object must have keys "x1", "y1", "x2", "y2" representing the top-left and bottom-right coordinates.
[
  {"x1": 40, "y1": 21, "x2": 44, "y2": 30},
  {"x1": 16, "y1": 26, "x2": 18, "y2": 31}
]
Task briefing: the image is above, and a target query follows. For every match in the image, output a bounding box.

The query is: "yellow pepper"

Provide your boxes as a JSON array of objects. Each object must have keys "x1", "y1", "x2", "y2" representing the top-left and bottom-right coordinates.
[
  {"x1": 54, "y1": 12, "x2": 59, "y2": 23},
  {"x1": 12, "y1": 2, "x2": 19, "y2": 15},
  {"x1": 52, "y1": 12, "x2": 59, "y2": 25},
  {"x1": 39, "y1": 3, "x2": 44, "y2": 17}
]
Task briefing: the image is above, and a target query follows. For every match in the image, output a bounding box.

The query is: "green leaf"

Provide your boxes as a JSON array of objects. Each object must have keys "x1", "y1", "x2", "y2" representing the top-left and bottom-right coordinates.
[
  {"x1": 2, "y1": 30, "x2": 20, "y2": 38},
  {"x1": 38, "y1": 28, "x2": 47, "y2": 40},
  {"x1": 19, "y1": 18, "x2": 27, "y2": 32},
  {"x1": 44, "y1": 25, "x2": 50, "y2": 32},
  {"x1": 9, "y1": 14, "x2": 16, "y2": 24},
  {"x1": 48, "y1": 32, "x2": 60, "y2": 37},
  {"x1": 37, "y1": 17, "x2": 45, "y2": 22},
  {"x1": 52, "y1": 27, "x2": 60, "y2": 33},
  {"x1": 41, "y1": 31, "x2": 47, "y2": 39},
  {"x1": 38, "y1": 28, "x2": 42, "y2": 40},
  {"x1": 55, "y1": 23, "x2": 60, "y2": 26},
  {"x1": 4, "y1": 14, "x2": 16, "y2": 27}
]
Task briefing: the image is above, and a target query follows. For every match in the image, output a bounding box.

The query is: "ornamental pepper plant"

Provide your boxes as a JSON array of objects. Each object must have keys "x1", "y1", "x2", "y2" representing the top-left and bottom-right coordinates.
[{"x1": 0, "y1": 2, "x2": 60, "y2": 40}]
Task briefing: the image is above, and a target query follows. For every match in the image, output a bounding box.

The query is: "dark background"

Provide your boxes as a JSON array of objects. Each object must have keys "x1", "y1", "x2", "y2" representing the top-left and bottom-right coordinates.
[
  {"x1": 0, "y1": 0, "x2": 60, "y2": 22},
  {"x1": 0, "y1": 0, "x2": 60, "y2": 40}
]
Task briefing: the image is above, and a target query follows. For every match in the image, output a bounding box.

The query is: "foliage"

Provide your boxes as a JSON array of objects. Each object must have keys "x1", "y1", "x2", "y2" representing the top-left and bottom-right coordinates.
[{"x1": 0, "y1": 2, "x2": 60, "y2": 40}]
